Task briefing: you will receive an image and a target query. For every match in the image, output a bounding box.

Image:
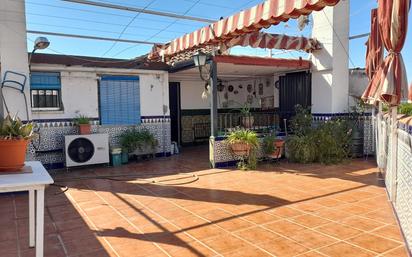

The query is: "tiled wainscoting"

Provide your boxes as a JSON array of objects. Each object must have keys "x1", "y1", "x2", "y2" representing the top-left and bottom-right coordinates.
[
  {"x1": 211, "y1": 114, "x2": 375, "y2": 168},
  {"x1": 26, "y1": 117, "x2": 171, "y2": 169}
]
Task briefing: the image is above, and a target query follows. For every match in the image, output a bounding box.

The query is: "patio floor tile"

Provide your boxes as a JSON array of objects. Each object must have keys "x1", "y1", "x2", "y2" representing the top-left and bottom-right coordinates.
[
  {"x1": 318, "y1": 242, "x2": 375, "y2": 257},
  {"x1": 0, "y1": 147, "x2": 409, "y2": 256},
  {"x1": 314, "y1": 221, "x2": 363, "y2": 240},
  {"x1": 347, "y1": 232, "x2": 401, "y2": 254}
]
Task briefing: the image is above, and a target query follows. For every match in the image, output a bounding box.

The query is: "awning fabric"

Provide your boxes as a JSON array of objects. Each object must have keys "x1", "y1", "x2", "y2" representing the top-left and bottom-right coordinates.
[
  {"x1": 364, "y1": 9, "x2": 383, "y2": 81},
  {"x1": 148, "y1": 0, "x2": 340, "y2": 60},
  {"x1": 409, "y1": 83, "x2": 412, "y2": 102},
  {"x1": 223, "y1": 32, "x2": 319, "y2": 52},
  {"x1": 362, "y1": 0, "x2": 410, "y2": 106}
]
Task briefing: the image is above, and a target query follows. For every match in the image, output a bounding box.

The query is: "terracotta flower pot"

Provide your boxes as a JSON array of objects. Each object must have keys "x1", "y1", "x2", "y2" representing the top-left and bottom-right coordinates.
[
  {"x1": 78, "y1": 124, "x2": 91, "y2": 135},
  {"x1": 230, "y1": 142, "x2": 251, "y2": 156},
  {"x1": 241, "y1": 116, "x2": 254, "y2": 128},
  {"x1": 268, "y1": 139, "x2": 285, "y2": 159},
  {"x1": 0, "y1": 139, "x2": 29, "y2": 171}
]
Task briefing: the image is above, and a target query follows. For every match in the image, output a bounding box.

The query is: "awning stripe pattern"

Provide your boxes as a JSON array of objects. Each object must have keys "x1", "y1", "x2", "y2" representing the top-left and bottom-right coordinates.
[
  {"x1": 362, "y1": 0, "x2": 410, "y2": 106},
  {"x1": 223, "y1": 32, "x2": 319, "y2": 52},
  {"x1": 364, "y1": 9, "x2": 383, "y2": 81},
  {"x1": 148, "y1": 0, "x2": 340, "y2": 60}
]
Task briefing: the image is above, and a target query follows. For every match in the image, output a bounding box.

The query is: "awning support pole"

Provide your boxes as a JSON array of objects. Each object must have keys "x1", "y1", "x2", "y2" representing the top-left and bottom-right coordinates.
[
  {"x1": 390, "y1": 106, "x2": 398, "y2": 202},
  {"x1": 210, "y1": 60, "x2": 218, "y2": 137}
]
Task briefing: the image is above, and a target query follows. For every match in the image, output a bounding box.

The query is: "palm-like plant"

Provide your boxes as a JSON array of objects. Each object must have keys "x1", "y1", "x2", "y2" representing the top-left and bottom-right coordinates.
[{"x1": 0, "y1": 114, "x2": 35, "y2": 140}]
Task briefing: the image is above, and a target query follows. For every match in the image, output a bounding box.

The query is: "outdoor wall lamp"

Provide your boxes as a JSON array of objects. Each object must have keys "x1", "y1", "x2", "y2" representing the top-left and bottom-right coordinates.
[
  {"x1": 29, "y1": 36, "x2": 50, "y2": 67},
  {"x1": 34, "y1": 37, "x2": 50, "y2": 50},
  {"x1": 193, "y1": 50, "x2": 213, "y2": 99},
  {"x1": 193, "y1": 50, "x2": 211, "y2": 82}
]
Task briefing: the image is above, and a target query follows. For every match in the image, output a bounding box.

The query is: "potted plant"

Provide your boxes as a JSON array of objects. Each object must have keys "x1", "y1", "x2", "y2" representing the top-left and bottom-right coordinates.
[
  {"x1": 74, "y1": 115, "x2": 91, "y2": 135},
  {"x1": 0, "y1": 114, "x2": 36, "y2": 171},
  {"x1": 226, "y1": 128, "x2": 259, "y2": 170},
  {"x1": 119, "y1": 129, "x2": 158, "y2": 160},
  {"x1": 240, "y1": 104, "x2": 254, "y2": 128},
  {"x1": 263, "y1": 132, "x2": 285, "y2": 159}
]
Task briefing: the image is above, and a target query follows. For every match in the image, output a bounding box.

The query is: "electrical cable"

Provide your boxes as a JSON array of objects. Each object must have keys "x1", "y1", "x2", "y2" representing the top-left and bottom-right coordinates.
[
  {"x1": 321, "y1": 9, "x2": 357, "y2": 68},
  {"x1": 112, "y1": 0, "x2": 202, "y2": 57},
  {"x1": 100, "y1": 0, "x2": 157, "y2": 57}
]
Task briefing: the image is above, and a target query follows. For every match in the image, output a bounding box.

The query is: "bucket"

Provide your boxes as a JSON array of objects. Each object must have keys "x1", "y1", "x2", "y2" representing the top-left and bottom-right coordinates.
[
  {"x1": 121, "y1": 151, "x2": 129, "y2": 164},
  {"x1": 110, "y1": 148, "x2": 122, "y2": 167}
]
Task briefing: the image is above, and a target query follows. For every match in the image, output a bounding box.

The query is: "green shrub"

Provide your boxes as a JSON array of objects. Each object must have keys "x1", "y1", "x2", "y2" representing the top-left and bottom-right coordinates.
[
  {"x1": 313, "y1": 120, "x2": 351, "y2": 164},
  {"x1": 286, "y1": 134, "x2": 317, "y2": 163},
  {"x1": 262, "y1": 132, "x2": 277, "y2": 155},
  {"x1": 398, "y1": 103, "x2": 412, "y2": 116},
  {"x1": 119, "y1": 128, "x2": 158, "y2": 154},
  {"x1": 286, "y1": 106, "x2": 352, "y2": 165}
]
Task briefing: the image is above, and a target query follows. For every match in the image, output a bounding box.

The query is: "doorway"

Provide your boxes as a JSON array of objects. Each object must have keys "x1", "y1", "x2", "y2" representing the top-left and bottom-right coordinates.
[
  {"x1": 279, "y1": 71, "x2": 312, "y2": 127},
  {"x1": 169, "y1": 82, "x2": 181, "y2": 145}
]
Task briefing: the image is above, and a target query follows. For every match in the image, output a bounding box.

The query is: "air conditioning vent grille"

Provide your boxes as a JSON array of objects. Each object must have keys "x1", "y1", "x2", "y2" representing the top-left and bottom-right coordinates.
[{"x1": 67, "y1": 138, "x2": 95, "y2": 163}]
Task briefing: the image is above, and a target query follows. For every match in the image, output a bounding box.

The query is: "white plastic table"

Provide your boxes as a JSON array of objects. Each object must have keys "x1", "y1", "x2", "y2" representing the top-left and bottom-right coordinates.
[{"x1": 0, "y1": 161, "x2": 54, "y2": 257}]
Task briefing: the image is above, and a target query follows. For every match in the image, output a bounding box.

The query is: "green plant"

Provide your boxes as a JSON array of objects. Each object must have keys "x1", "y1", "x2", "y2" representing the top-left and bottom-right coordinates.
[
  {"x1": 0, "y1": 114, "x2": 35, "y2": 140},
  {"x1": 73, "y1": 115, "x2": 90, "y2": 125},
  {"x1": 262, "y1": 132, "x2": 277, "y2": 155},
  {"x1": 286, "y1": 134, "x2": 317, "y2": 163},
  {"x1": 286, "y1": 106, "x2": 352, "y2": 164},
  {"x1": 226, "y1": 128, "x2": 259, "y2": 170},
  {"x1": 398, "y1": 103, "x2": 412, "y2": 116},
  {"x1": 119, "y1": 128, "x2": 158, "y2": 154},
  {"x1": 290, "y1": 105, "x2": 312, "y2": 136},
  {"x1": 240, "y1": 104, "x2": 251, "y2": 116},
  {"x1": 313, "y1": 120, "x2": 352, "y2": 164}
]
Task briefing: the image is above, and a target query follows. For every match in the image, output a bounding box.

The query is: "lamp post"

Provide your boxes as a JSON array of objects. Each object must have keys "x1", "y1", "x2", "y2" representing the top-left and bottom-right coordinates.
[{"x1": 193, "y1": 50, "x2": 218, "y2": 168}]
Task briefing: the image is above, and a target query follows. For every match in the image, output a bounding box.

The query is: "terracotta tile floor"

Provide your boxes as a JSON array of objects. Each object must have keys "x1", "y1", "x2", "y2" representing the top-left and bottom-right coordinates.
[{"x1": 1, "y1": 146, "x2": 410, "y2": 257}]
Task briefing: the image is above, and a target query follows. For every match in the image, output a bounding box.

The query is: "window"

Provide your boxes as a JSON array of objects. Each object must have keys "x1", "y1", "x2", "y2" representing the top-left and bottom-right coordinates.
[
  {"x1": 30, "y1": 72, "x2": 61, "y2": 110},
  {"x1": 99, "y1": 76, "x2": 141, "y2": 125}
]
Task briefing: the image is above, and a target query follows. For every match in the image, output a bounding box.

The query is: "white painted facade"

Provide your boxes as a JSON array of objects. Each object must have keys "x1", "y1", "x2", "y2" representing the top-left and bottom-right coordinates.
[
  {"x1": 311, "y1": 1, "x2": 350, "y2": 113},
  {"x1": 178, "y1": 76, "x2": 278, "y2": 110},
  {"x1": 0, "y1": 0, "x2": 31, "y2": 119},
  {"x1": 30, "y1": 64, "x2": 169, "y2": 121}
]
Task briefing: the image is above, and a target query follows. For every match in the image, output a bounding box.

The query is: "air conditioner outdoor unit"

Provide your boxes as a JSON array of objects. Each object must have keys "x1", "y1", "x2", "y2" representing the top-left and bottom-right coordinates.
[{"x1": 64, "y1": 134, "x2": 109, "y2": 167}]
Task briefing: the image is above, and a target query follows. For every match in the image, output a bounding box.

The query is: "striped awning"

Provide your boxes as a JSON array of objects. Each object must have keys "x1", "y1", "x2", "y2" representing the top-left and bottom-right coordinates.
[
  {"x1": 364, "y1": 9, "x2": 383, "y2": 81},
  {"x1": 148, "y1": 0, "x2": 340, "y2": 60},
  {"x1": 223, "y1": 32, "x2": 319, "y2": 52},
  {"x1": 362, "y1": 0, "x2": 410, "y2": 106},
  {"x1": 409, "y1": 83, "x2": 412, "y2": 103}
]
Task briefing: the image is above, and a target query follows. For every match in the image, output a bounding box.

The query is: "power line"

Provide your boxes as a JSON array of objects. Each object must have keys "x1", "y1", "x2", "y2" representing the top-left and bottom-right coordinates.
[
  {"x1": 24, "y1": 12, "x2": 191, "y2": 33},
  {"x1": 100, "y1": 0, "x2": 157, "y2": 57},
  {"x1": 25, "y1": 1, "x2": 200, "y2": 27},
  {"x1": 27, "y1": 30, "x2": 160, "y2": 45},
  {"x1": 112, "y1": 0, "x2": 203, "y2": 57},
  {"x1": 61, "y1": 0, "x2": 216, "y2": 23},
  {"x1": 27, "y1": 22, "x2": 173, "y2": 40},
  {"x1": 321, "y1": 9, "x2": 357, "y2": 68}
]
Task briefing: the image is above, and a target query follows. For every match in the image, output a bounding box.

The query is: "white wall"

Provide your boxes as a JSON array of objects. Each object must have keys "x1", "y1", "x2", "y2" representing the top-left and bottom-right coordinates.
[
  {"x1": 0, "y1": 0, "x2": 30, "y2": 119},
  {"x1": 31, "y1": 65, "x2": 169, "y2": 120},
  {"x1": 311, "y1": 1, "x2": 350, "y2": 113},
  {"x1": 178, "y1": 76, "x2": 277, "y2": 110}
]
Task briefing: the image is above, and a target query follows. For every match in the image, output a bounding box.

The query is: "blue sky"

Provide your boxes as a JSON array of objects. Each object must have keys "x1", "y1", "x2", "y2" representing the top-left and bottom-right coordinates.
[{"x1": 25, "y1": 0, "x2": 411, "y2": 83}]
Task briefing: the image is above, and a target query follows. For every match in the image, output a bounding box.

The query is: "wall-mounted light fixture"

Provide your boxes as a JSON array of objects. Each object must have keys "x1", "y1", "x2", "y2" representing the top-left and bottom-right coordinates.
[{"x1": 193, "y1": 50, "x2": 212, "y2": 99}]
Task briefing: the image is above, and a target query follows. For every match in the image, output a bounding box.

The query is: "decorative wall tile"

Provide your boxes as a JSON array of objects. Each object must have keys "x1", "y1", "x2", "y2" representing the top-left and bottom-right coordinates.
[{"x1": 27, "y1": 121, "x2": 171, "y2": 168}]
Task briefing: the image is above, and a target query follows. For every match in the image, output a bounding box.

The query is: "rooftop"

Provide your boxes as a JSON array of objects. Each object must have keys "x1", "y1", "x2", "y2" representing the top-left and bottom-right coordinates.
[{"x1": 1, "y1": 147, "x2": 408, "y2": 257}]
